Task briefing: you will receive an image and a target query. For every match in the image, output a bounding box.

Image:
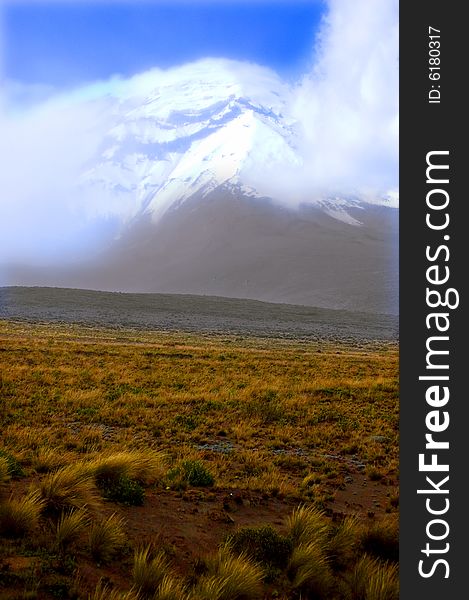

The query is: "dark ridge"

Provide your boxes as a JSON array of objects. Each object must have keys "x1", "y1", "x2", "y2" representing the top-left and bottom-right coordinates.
[{"x1": 0, "y1": 286, "x2": 398, "y2": 343}]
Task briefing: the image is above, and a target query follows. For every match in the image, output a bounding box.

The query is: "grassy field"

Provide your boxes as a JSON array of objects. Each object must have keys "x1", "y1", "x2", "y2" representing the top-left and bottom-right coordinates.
[{"x1": 0, "y1": 320, "x2": 398, "y2": 599}]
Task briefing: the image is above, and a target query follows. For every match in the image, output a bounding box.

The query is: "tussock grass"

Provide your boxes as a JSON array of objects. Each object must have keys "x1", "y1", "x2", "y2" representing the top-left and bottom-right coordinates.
[
  {"x1": 36, "y1": 462, "x2": 100, "y2": 515},
  {"x1": 32, "y1": 446, "x2": 70, "y2": 473},
  {"x1": 0, "y1": 490, "x2": 44, "y2": 538},
  {"x1": 132, "y1": 546, "x2": 170, "y2": 597},
  {"x1": 153, "y1": 575, "x2": 190, "y2": 600},
  {"x1": 288, "y1": 541, "x2": 334, "y2": 598},
  {"x1": 286, "y1": 504, "x2": 330, "y2": 548},
  {"x1": 328, "y1": 515, "x2": 360, "y2": 569},
  {"x1": 56, "y1": 507, "x2": 90, "y2": 549},
  {"x1": 89, "y1": 580, "x2": 139, "y2": 600},
  {"x1": 0, "y1": 455, "x2": 10, "y2": 484},
  {"x1": 196, "y1": 549, "x2": 264, "y2": 600},
  {"x1": 360, "y1": 515, "x2": 399, "y2": 563},
  {"x1": 89, "y1": 512, "x2": 127, "y2": 562},
  {"x1": 89, "y1": 449, "x2": 166, "y2": 487},
  {"x1": 348, "y1": 555, "x2": 399, "y2": 600}
]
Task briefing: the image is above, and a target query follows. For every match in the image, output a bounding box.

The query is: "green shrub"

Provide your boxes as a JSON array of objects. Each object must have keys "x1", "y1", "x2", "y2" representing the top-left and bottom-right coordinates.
[
  {"x1": 226, "y1": 525, "x2": 292, "y2": 571},
  {"x1": 0, "y1": 449, "x2": 25, "y2": 478},
  {"x1": 0, "y1": 456, "x2": 10, "y2": 484},
  {"x1": 98, "y1": 474, "x2": 144, "y2": 506},
  {"x1": 173, "y1": 415, "x2": 198, "y2": 432},
  {"x1": 167, "y1": 460, "x2": 214, "y2": 488}
]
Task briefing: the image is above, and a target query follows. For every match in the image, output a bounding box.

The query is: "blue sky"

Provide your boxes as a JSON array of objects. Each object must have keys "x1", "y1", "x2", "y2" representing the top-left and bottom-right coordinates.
[{"x1": 3, "y1": 1, "x2": 325, "y2": 90}]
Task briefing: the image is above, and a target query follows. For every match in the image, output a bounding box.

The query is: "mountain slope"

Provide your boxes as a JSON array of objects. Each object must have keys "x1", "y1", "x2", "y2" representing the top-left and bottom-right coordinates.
[{"x1": 8, "y1": 189, "x2": 398, "y2": 314}]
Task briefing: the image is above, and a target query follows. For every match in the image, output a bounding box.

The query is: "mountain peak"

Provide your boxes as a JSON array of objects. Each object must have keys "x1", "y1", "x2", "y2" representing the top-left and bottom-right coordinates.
[
  {"x1": 80, "y1": 59, "x2": 396, "y2": 226},
  {"x1": 82, "y1": 62, "x2": 300, "y2": 223}
]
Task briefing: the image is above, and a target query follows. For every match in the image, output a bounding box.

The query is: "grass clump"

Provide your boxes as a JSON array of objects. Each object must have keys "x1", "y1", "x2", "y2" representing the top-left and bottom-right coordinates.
[
  {"x1": 226, "y1": 525, "x2": 292, "y2": 571},
  {"x1": 0, "y1": 491, "x2": 44, "y2": 538},
  {"x1": 89, "y1": 450, "x2": 165, "y2": 505},
  {"x1": 0, "y1": 448, "x2": 25, "y2": 478},
  {"x1": 90, "y1": 450, "x2": 166, "y2": 486},
  {"x1": 196, "y1": 548, "x2": 264, "y2": 600},
  {"x1": 98, "y1": 474, "x2": 145, "y2": 506},
  {"x1": 285, "y1": 504, "x2": 339, "y2": 598},
  {"x1": 328, "y1": 515, "x2": 360, "y2": 570},
  {"x1": 32, "y1": 446, "x2": 68, "y2": 473},
  {"x1": 288, "y1": 540, "x2": 335, "y2": 599},
  {"x1": 89, "y1": 580, "x2": 139, "y2": 600},
  {"x1": 348, "y1": 555, "x2": 399, "y2": 600},
  {"x1": 132, "y1": 546, "x2": 170, "y2": 598},
  {"x1": 37, "y1": 462, "x2": 99, "y2": 516},
  {"x1": 56, "y1": 507, "x2": 90, "y2": 549},
  {"x1": 286, "y1": 504, "x2": 330, "y2": 548},
  {"x1": 360, "y1": 516, "x2": 399, "y2": 563},
  {"x1": 167, "y1": 460, "x2": 214, "y2": 489},
  {"x1": 89, "y1": 512, "x2": 127, "y2": 562},
  {"x1": 153, "y1": 575, "x2": 190, "y2": 600}
]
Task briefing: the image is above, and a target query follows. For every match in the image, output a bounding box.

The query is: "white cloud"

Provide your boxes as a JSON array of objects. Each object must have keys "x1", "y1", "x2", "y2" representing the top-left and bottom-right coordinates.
[
  {"x1": 0, "y1": 0, "x2": 398, "y2": 265},
  {"x1": 251, "y1": 0, "x2": 398, "y2": 200},
  {"x1": 0, "y1": 93, "x2": 116, "y2": 262}
]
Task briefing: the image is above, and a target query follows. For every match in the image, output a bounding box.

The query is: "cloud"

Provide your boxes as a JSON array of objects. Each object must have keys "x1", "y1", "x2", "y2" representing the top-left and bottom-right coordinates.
[
  {"x1": 248, "y1": 0, "x2": 398, "y2": 201},
  {"x1": 0, "y1": 0, "x2": 398, "y2": 266},
  {"x1": 0, "y1": 91, "x2": 117, "y2": 263},
  {"x1": 298, "y1": 0, "x2": 398, "y2": 191}
]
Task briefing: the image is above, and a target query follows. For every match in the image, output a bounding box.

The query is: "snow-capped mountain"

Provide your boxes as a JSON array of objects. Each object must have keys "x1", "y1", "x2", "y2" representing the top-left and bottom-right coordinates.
[
  {"x1": 6, "y1": 60, "x2": 398, "y2": 314},
  {"x1": 80, "y1": 60, "x2": 397, "y2": 227}
]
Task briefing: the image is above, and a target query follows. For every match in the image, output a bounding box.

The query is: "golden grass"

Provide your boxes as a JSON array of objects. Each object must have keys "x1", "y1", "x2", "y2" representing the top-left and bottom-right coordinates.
[
  {"x1": 89, "y1": 512, "x2": 127, "y2": 562},
  {"x1": 286, "y1": 505, "x2": 330, "y2": 548},
  {"x1": 0, "y1": 321, "x2": 398, "y2": 494},
  {"x1": 0, "y1": 320, "x2": 398, "y2": 599},
  {"x1": 0, "y1": 490, "x2": 44, "y2": 538},
  {"x1": 0, "y1": 455, "x2": 10, "y2": 484},
  {"x1": 36, "y1": 463, "x2": 100, "y2": 515},
  {"x1": 196, "y1": 549, "x2": 264, "y2": 600},
  {"x1": 288, "y1": 541, "x2": 334, "y2": 598},
  {"x1": 89, "y1": 580, "x2": 139, "y2": 600},
  {"x1": 328, "y1": 515, "x2": 360, "y2": 569},
  {"x1": 132, "y1": 546, "x2": 170, "y2": 598},
  {"x1": 153, "y1": 575, "x2": 191, "y2": 600},
  {"x1": 348, "y1": 555, "x2": 399, "y2": 600},
  {"x1": 359, "y1": 513, "x2": 399, "y2": 563},
  {"x1": 56, "y1": 507, "x2": 90, "y2": 549},
  {"x1": 32, "y1": 446, "x2": 71, "y2": 473},
  {"x1": 88, "y1": 449, "x2": 167, "y2": 487}
]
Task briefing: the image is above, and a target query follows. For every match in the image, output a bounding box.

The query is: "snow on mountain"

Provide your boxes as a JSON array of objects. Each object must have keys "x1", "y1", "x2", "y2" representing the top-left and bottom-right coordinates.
[{"x1": 80, "y1": 59, "x2": 397, "y2": 226}]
